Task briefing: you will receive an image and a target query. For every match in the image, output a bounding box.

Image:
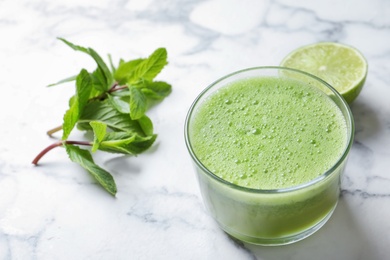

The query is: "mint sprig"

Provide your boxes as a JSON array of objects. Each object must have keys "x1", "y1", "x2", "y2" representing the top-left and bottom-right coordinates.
[{"x1": 32, "y1": 38, "x2": 171, "y2": 196}]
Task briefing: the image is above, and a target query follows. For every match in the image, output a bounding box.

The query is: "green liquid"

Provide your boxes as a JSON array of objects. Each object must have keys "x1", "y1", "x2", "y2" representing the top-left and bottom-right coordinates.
[
  {"x1": 188, "y1": 75, "x2": 350, "y2": 243},
  {"x1": 191, "y1": 76, "x2": 347, "y2": 190}
]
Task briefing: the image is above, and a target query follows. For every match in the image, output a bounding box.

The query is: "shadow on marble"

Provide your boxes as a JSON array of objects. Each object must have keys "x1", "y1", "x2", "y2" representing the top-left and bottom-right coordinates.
[
  {"x1": 102, "y1": 143, "x2": 161, "y2": 175},
  {"x1": 349, "y1": 98, "x2": 380, "y2": 141},
  {"x1": 242, "y1": 197, "x2": 370, "y2": 260},
  {"x1": 104, "y1": 156, "x2": 142, "y2": 175}
]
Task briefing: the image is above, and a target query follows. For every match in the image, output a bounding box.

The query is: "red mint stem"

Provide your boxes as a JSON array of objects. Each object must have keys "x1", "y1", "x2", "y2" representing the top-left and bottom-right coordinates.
[
  {"x1": 108, "y1": 82, "x2": 118, "y2": 92},
  {"x1": 65, "y1": 140, "x2": 91, "y2": 146},
  {"x1": 32, "y1": 141, "x2": 63, "y2": 165},
  {"x1": 32, "y1": 140, "x2": 91, "y2": 165},
  {"x1": 109, "y1": 85, "x2": 127, "y2": 93}
]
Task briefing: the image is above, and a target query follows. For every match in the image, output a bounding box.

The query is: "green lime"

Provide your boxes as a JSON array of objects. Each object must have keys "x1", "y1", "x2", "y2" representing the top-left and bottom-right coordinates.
[{"x1": 280, "y1": 42, "x2": 368, "y2": 103}]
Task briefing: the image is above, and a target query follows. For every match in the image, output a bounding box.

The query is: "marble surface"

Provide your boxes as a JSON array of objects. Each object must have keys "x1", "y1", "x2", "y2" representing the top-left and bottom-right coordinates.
[{"x1": 1, "y1": 0, "x2": 389, "y2": 259}]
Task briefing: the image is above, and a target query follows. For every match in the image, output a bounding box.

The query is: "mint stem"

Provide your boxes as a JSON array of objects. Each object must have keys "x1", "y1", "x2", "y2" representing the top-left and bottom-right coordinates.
[
  {"x1": 110, "y1": 85, "x2": 127, "y2": 92},
  {"x1": 108, "y1": 82, "x2": 118, "y2": 92},
  {"x1": 47, "y1": 125, "x2": 63, "y2": 137},
  {"x1": 32, "y1": 140, "x2": 92, "y2": 165},
  {"x1": 91, "y1": 82, "x2": 122, "y2": 101}
]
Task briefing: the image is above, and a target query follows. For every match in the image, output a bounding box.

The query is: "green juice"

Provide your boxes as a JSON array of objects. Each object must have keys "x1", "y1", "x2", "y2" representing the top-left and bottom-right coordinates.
[
  {"x1": 191, "y1": 77, "x2": 347, "y2": 189},
  {"x1": 186, "y1": 70, "x2": 353, "y2": 245}
]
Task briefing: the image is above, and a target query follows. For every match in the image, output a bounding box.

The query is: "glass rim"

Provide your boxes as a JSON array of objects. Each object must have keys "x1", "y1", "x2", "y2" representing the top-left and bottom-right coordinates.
[{"x1": 184, "y1": 66, "x2": 354, "y2": 194}]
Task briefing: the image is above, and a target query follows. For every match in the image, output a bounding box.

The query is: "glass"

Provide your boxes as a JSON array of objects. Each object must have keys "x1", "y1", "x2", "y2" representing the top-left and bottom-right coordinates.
[{"x1": 184, "y1": 67, "x2": 354, "y2": 245}]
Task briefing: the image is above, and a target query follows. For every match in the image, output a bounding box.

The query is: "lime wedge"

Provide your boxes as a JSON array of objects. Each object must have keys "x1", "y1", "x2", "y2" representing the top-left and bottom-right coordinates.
[{"x1": 280, "y1": 42, "x2": 368, "y2": 103}]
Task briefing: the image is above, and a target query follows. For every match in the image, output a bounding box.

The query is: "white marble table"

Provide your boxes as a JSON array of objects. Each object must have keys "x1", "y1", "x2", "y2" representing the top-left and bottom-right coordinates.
[{"x1": 1, "y1": 0, "x2": 389, "y2": 259}]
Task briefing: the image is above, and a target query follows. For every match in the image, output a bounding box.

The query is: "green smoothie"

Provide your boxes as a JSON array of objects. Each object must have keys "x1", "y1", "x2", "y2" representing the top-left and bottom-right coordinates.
[
  {"x1": 190, "y1": 76, "x2": 347, "y2": 190},
  {"x1": 186, "y1": 68, "x2": 353, "y2": 245}
]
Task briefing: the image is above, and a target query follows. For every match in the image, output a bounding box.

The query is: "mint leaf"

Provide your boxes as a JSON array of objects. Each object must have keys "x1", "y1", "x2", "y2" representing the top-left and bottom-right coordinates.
[
  {"x1": 107, "y1": 95, "x2": 130, "y2": 114},
  {"x1": 99, "y1": 132, "x2": 156, "y2": 155},
  {"x1": 82, "y1": 48, "x2": 112, "y2": 87},
  {"x1": 91, "y1": 67, "x2": 108, "y2": 92},
  {"x1": 58, "y1": 38, "x2": 88, "y2": 52},
  {"x1": 78, "y1": 100, "x2": 146, "y2": 136},
  {"x1": 114, "y1": 58, "x2": 144, "y2": 85},
  {"x1": 62, "y1": 69, "x2": 93, "y2": 140},
  {"x1": 90, "y1": 121, "x2": 107, "y2": 152},
  {"x1": 58, "y1": 38, "x2": 112, "y2": 87},
  {"x1": 141, "y1": 81, "x2": 172, "y2": 100},
  {"x1": 33, "y1": 38, "x2": 172, "y2": 196},
  {"x1": 106, "y1": 96, "x2": 153, "y2": 135},
  {"x1": 128, "y1": 48, "x2": 168, "y2": 84},
  {"x1": 99, "y1": 132, "x2": 136, "y2": 154},
  {"x1": 47, "y1": 75, "x2": 77, "y2": 87},
  {"x1": 65, "y1": 144, "x2": 117, "y2": 196},
  {"x1": 138, "y1": 115, "x2": 154, "y2": 136},
  {"x1": 123, "y1": 134, "x2": 157, "y2": 154},
  {"x1": 108, "y1": 54, "x2": 116, "y2": 74},
  {"x1": 110, "y1": 89, "x2": 130, "y2": 97},
  {"x1": 129, "y1": 85, "x2": 147, "y2": 120}
]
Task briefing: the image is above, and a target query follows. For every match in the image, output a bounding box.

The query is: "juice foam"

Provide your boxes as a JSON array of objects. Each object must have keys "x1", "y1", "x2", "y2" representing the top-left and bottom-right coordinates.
[{"x1": 191, "y1": 76, "x2": 347, "y2": 189}]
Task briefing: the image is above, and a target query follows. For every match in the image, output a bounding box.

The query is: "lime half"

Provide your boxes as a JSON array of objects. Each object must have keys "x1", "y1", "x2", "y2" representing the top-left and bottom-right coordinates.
[{"x1": 280, "y1": 42, "x2": 368, "y2": 103}]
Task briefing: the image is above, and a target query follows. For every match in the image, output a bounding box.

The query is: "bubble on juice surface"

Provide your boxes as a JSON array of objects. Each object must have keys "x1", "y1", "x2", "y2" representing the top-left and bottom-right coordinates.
[{"x1": 191, "y1": 76, "x2": 348, "y2": 189}]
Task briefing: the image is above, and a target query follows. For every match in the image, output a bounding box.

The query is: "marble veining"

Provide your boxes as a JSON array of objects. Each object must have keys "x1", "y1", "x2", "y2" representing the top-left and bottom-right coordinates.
[{"x1": 1, "y1": 0, "x2": 390, "y2": 259}]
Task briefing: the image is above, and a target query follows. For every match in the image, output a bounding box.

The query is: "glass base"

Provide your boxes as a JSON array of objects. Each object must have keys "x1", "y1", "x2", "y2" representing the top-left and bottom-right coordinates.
[{"x1": 222, "y1": 203, "x2": 337, "y2": 246}]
